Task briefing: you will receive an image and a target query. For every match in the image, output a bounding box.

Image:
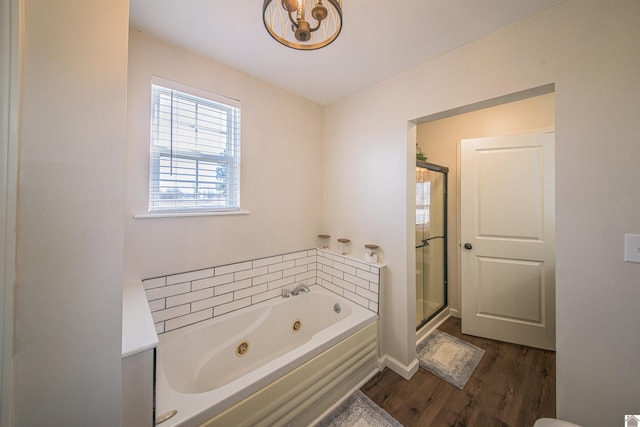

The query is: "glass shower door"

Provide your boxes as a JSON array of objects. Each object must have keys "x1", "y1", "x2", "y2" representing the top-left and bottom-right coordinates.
[{"x1": 416, "y1": 161, "x2": 448, "y2": 329}]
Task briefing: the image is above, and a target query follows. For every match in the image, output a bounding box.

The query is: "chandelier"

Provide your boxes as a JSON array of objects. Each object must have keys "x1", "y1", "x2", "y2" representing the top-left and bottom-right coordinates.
[{"x1": 262, "y1": 0, "x2": 343, "y2": 50}]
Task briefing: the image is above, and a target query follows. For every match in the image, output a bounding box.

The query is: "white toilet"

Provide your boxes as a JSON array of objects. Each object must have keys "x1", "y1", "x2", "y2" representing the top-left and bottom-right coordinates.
[{"x1": 533, "y1": 418, "x2": 583, "y2": 427}]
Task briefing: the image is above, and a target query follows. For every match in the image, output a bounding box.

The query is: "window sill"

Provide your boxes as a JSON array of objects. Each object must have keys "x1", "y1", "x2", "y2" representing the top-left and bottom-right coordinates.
[{"x1": 133, "y1": 210, "x2": 250, "y2": 219}]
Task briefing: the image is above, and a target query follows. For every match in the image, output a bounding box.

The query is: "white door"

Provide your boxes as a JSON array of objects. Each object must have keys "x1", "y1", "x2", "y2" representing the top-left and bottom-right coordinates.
[{"x1": 460, "y1": 133, "x2": 555, "y2": 350}]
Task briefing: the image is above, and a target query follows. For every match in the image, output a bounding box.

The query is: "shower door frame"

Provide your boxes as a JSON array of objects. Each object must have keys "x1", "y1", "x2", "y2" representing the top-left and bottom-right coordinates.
[{"x1": 416, "y1": 160, "x2": 448, "y2": 331}]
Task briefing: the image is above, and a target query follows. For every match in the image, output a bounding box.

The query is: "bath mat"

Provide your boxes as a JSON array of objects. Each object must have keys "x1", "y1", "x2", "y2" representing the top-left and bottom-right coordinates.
[
  {"x1": 315, "y1": 390, "x2": 403, "y2": 427},
  {"x1": 416, "y1": 329, "x2": 485, "y2": 390}
]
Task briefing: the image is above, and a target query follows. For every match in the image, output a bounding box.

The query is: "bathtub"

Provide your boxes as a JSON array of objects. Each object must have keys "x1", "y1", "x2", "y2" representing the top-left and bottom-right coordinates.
[{"x1": 155, "y1": 285, "x2": 378, "y2": 426}]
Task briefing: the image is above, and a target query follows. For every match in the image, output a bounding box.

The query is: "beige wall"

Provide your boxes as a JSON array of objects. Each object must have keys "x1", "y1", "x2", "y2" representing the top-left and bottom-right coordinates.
[
  {"x1": 125, "y1": 31, "x2": 325, "y2": 280},
  {"x1": 324, "y1": 1, "x2": 640, "y2": 425},
  {"x1": 417, "y1": 93, "x2": 555, "y2": 315},
  {"x1": 14, "y1": 1, "x2": 129, "y2": 425}
]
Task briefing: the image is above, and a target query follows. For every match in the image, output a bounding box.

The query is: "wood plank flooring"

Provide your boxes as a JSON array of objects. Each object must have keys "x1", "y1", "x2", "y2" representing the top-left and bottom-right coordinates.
[{"x1": 361, "y1": 317, "x2": 555, "y2": 427}]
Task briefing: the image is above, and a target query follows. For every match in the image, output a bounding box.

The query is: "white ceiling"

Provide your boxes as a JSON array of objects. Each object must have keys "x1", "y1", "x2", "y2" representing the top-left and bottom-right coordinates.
[{"x1": 129, "y1": 0, "x2": 564, "y2": 105}]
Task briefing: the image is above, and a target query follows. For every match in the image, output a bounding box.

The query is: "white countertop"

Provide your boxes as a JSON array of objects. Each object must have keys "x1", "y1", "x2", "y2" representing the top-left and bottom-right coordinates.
[{"x1": 122, "y1": 280, "x2": 158, "y2": 358}]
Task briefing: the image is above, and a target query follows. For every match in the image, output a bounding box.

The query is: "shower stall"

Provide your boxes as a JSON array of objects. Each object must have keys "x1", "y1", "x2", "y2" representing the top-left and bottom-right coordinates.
[{"x1": 415, "y1": 161, "x2": 448, "y2": 330}]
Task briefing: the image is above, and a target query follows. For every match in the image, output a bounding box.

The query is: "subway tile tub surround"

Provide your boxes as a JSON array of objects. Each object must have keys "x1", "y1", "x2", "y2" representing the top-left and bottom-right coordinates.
[{"x1": 143, "y1": 249, "x2": 383, "y2": 334}]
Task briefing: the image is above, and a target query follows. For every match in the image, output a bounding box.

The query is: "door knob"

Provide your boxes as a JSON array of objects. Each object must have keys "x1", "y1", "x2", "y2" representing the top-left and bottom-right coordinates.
[{"x1": 463, "y1": 243, "x2": 473, "y2": 250}]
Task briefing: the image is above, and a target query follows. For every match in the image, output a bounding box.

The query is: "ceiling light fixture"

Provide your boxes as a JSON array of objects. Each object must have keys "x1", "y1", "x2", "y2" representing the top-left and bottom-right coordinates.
[{"x1": 263, "y1": 0, "x2": 343, "y2": 50}]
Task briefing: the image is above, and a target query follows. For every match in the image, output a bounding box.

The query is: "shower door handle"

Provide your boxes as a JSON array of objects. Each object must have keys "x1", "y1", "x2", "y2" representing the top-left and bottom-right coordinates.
[
  {"x1": 416, "y1": 239, "x2": 429, "y2": 249},
  {"x1": 416, "y1": 236, "x2": 445, "y2": 249},
  {"x1": 463, "y1": 243, "x2": 473, "y2": 250}
]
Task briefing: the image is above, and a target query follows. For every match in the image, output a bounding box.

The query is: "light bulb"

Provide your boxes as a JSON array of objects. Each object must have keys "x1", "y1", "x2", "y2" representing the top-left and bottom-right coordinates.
[{"x1": 282, "y1": 0, "x2": 299, "y2": 12}]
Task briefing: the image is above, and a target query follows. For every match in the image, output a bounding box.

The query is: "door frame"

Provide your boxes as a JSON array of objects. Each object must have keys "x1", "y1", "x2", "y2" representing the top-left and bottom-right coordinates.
[{"x1": 1, "y1": 0, "x2": 21, "y2": 425}]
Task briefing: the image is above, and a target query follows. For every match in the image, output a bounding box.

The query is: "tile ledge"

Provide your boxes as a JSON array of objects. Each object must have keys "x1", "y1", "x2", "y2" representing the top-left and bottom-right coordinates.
[
  {"x1": 122, "y1": 280, "x2": 159, "y2": 357},
  {"x1": 316, "y1": 248, "x2": 386, "y2": 268}
]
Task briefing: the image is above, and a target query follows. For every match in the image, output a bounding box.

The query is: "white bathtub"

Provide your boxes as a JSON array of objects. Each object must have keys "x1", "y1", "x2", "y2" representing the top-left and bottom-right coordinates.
[{"x1": 155, "y1": 285, "x2": 378, "y2": 426}]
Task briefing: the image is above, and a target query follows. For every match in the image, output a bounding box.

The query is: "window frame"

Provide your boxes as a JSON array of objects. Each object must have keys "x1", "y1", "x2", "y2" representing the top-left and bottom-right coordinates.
[{"x1": 147, "y1": 76, "x2": 241, "y2": 215}]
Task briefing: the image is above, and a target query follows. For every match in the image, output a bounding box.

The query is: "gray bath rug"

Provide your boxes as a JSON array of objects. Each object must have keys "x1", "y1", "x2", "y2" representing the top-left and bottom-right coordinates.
[
  {"x1": 417, "y1": 329, "x2": 485, "y2": 390},
  {"x1": 315, "y1": 390, "x2": 403, "y2": 427}
]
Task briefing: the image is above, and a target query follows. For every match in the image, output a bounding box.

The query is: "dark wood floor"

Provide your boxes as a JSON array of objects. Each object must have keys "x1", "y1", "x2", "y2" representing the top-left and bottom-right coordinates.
[{"x1": 361, "y1": 317, "x2": 555, "y2": 427}]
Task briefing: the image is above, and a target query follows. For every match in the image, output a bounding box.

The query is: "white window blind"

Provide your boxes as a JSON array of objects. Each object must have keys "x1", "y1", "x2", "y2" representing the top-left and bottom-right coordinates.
[{"x1": 149, "y1": 79, "x2": 240, "y2": 213}]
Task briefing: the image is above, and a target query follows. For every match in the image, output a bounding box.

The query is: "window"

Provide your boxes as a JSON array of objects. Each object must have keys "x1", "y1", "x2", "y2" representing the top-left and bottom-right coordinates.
[
  {"x1": 149, "y1": 78, "x2": 240, "y2": 213},
  {"x1": 416, "y1": 167, "x2": 431, "y2": 225},
  {"x1": 416, "y1": 181, "x2": 431, "y2": 225}
]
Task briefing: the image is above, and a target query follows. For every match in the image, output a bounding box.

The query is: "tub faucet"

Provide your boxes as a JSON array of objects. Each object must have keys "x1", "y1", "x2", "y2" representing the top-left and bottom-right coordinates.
[{"x1": 291, "y1": 284, "x2": 310, "y2": 296}]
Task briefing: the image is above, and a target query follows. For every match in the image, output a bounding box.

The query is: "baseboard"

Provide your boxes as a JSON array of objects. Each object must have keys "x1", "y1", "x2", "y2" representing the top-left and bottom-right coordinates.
[
  {"x1": 449, "y1": 307, "x2": 460, "y2": 317},
  {"x1": 416, "y1": 308, "x2": 451, "y2": 345},
  {"x1": 378, "y1": 354, "x2": 419, "y2": 380}
]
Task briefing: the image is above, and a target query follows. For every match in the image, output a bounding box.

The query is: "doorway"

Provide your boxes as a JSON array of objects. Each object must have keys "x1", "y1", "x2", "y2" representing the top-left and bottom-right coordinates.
[{"x1": 415, "y1": 87, "x2": 555, "y2": 335}]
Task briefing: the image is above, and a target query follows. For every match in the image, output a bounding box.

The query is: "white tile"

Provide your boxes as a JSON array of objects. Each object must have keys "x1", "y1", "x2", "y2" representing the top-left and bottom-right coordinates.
[
  {"x1": 369, "y1": 281, "x2": 379, "y2": 294},
  {"x1": 322, "y1": 281, "x2": 344, "y2": 296},
  {"x1": 214, "y1": 278, "x2": 251, "y2": 296},
  {"x1": 369, "y1": 301, "x2": 379, "y2": 313},
  {"x1": 295, "y1": 256, "x2": 317, "y2": 267},
  {"x1": 317, "y1": 270, "x2": 333, "y2": 282},
  {"x1": 319, "y1": 278, "x2": 332, "y2": 287},
  {"x1": 282, "y1": 265, "x2": 307, "y2": 278},
  {"x1": 333, "y1": 262, "x2": 357, "y2": 276},
  {"x1": 166, "y1": 268, "x2": 214, "y2": 286},
  {"x1": 321, "y1": 265, "x2": 344, "y2": 279},
  {"x1": 234, "y1": 266, "x2": 268, "y2": 281},
  {"x1": 267, "y1": 275, "x2": 295, "y2": 290},
  {"x1": 356, "y1": 269, "x2": 379, "y2": 283},
  {"x1": 306, "y1": 249, "x2": 318, "y2": 256},
  {"x1": 343, "y1": 290, "x2": 369, "y2": 308},
  {"x1": 283, "y1": 251, "x2": 307, "y2": 261},
  {"x1": 154, "y1": 322, "x2": 165, "y2": 334},
  {"x1": 252, "y1": 255, "x2": 283, "y2": 268},
  {"x1": 192, "y1": 273, "x2": 234, "y2": 291},
  {"x1": 191, "y1": 293, "x2": 233, "y2": 312},
  {"x1": 215, "y1": 261, "x2": 252, "y2": 276},
  {"x1": 370, "y1": 265, "x2": 381, "y2": 274},
  {"x1": 214, "y1": 297, "x2": 251, "y2": 317},
  {"x1": 145, "y1": 282, "x2": 191, "y2": 301},
  {"x1": 344, "y1": 273, "x2": 369, "y2": 289},
  {"x1": 253, "y1": 271, "x2": 282, "y2": 286},
  {"x1": 344, "y1": 258, "x2": 370, "y2": 271},
  {"x1": 324, "y1": 252, "x2": 345, "y2": 263},
  {"x1": 165, "y1": 309, "x2": 212, "y2": 332},
  {"x1": 356, "y1": 287, "x2": 377, "y2": 302},
  {"x1": 166, "y1": 288, "x2": 214, "y2": 308},
  {"x1": 332, "y1": 277, "x2": 356, "y2": 293},
  {"x1": 316, "y1": 255, "x2": 333, "y2": 267},
  {"x1": 252, "y1": 288, "x2": 281, "y2": 304},
  {"x1": 235, "y1": 283, "x2": 268, "y2": 300},
  {"x1": 148, "y1": 299, "x2": 166, "y2": 312},
  {"x1": 142, "y1": 277, "x2": 166, "y2": 290},
  {"x1": 295, "y1": 270, "x2": 316, "y2": 283},
  {"x1": 268, "y1": 260, "x2": 295, "y2": 273},
  {"x1": 152, "y1": 304, "x2": 190, "y2": 323}
]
